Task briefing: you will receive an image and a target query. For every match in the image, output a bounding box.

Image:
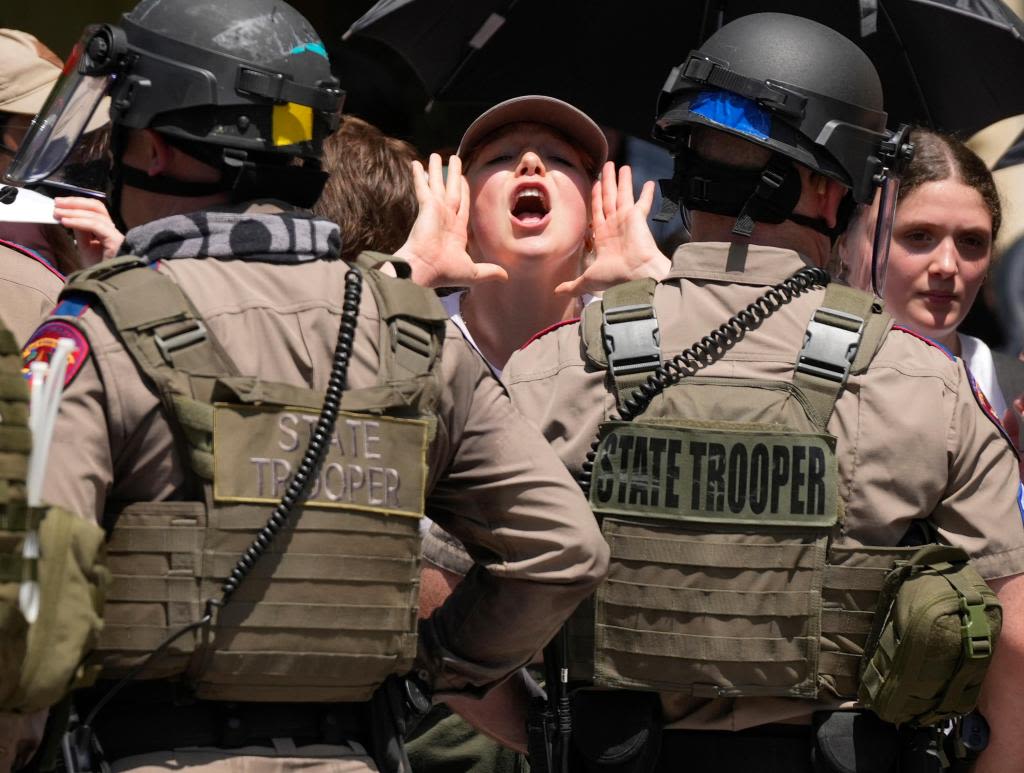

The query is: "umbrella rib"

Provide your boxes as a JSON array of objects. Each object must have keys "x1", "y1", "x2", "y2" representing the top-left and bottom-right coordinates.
[
  {"x1": 435, "y1": 0, "x2": 521, "y2": 101},
  {"x1": 877, "y1": 0, "x2": 935, "y2": 128}
]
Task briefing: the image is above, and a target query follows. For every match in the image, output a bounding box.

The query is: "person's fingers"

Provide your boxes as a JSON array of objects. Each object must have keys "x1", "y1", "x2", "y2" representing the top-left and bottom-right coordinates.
[
  {"x1": 445, "y1": 155, "x2": 462, "y2": 210},
  {"x1": 469, "y1": 263, "x2": 509, "y2": 284},
  {"x1": 455, "y1": 177, "x2": 471, "y2": 232},
  {"x1": 53, "y1": 196, "x2": 111, "y2": 217},
  {"x1": 54, "y1": 213, "x2": 118, "y2": 239},
  {"x1": 637, "y1": 180, "x2": 656, "y2": 218},
  {"x1": 591, "y1": 179, "x2": 605, "y2": 228},
  {"x1": 427, "y1": 152, "x2": 445, "y2": 194},
  {"x1": 617, "y1": 164, "x2": 634, "y2": 208},
  {"x1": 410, "y1": 160, "x2": 431, "y2": 204},
  {"x1": 554, "y1": 275, "x2": 586, "y2": 297},
  {"x1": 601, "y1": 161, "x2": 617, "y2": 218}
]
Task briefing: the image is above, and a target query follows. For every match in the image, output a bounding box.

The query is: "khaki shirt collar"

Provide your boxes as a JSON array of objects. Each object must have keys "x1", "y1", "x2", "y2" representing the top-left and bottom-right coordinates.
[{"x1": 666, "y1": 241, "x2": 817, "y2": 286}]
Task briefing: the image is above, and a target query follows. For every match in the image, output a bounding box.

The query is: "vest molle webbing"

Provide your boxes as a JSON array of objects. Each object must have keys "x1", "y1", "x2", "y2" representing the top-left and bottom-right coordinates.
[{"x1": 60, "y1": 254, "x2": 446, "y2": 702}]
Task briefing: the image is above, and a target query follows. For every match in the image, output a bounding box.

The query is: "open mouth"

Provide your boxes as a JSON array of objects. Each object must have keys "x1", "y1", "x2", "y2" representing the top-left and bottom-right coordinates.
[{"x1": 510, "y1": 185, "x2": 550, "y2": 226}]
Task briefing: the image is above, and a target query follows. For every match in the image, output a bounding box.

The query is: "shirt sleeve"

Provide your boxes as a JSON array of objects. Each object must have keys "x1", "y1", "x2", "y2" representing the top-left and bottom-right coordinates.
[
  {"x1": 935, "y1": 360, "x2": 1024, "y2": 580},
  {"x1": 420, "y1": 333, "x2": 608, "y2": 691}
]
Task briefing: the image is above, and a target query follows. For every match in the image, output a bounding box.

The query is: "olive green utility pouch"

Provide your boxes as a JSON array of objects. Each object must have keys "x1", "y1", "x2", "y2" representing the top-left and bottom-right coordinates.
[
  {"x1": 1, "y1": 505, "x2": 109, "y2": 712},
  {"x1": 858, "y1": 544, "x2": 1000, "y2": 727}
]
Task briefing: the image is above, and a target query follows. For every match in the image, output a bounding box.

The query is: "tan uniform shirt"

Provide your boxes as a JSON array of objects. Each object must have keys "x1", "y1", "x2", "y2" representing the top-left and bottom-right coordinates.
[
  {"x1": 39, "y1": 250, "x2": 607, "y2": 694},
  {"x1": 447, "y1": 241, "x2": 1024, "y2": 731},
  {"x1": 0, "y1": 241, "x2": 62, "y2": 343}
]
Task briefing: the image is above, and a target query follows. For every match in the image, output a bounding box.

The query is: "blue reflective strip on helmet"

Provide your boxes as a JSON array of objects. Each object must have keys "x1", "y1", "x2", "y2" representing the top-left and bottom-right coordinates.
[
  {"x1": 290, "y1": 42, "x2": 328, "y2": 58},
  {"x1": 690, "y1": 91, "x2": 771, "y2": 141}
]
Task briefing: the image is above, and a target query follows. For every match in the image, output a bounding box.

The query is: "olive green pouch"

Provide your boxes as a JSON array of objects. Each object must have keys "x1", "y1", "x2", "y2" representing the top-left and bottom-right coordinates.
[
  {"x1": 858, "y1": 544, "x2": 1001, "y2": 727},
  {"x1": 1, "y1": 505, "x2": 109, "y2": 712}
]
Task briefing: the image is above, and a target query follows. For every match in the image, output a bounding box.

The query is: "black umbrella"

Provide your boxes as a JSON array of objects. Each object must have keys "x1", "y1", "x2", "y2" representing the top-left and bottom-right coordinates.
[{"x1": 342, "y1": 0, "x2": 1024, "y2": 139}]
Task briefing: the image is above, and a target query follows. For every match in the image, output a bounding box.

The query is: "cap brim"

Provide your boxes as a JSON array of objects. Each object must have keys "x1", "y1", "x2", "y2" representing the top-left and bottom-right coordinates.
[
  {"x1": 457, "y1": 95, "x2": 608, "y2": 174},
  {"x1": 0, "y1": 80, "x2": 53, "y2": 116}
]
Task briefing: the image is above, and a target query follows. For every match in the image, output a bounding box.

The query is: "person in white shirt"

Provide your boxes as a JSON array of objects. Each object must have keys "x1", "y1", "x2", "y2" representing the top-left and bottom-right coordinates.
[{"x1": 839, "y1": 126, "x2": 1022, "y2": 427}]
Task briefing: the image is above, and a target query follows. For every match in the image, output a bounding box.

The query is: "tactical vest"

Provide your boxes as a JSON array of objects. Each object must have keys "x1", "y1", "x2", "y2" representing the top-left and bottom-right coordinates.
[
  {"x1": 57, "y1": 252, "x2": 447, "y2": 703},
  {"x1": 1, "y1": 316, "x2": 107, "y2": 712},
  {"x1": 570, "y1": 278, "x2": 983, "y2": 703}
]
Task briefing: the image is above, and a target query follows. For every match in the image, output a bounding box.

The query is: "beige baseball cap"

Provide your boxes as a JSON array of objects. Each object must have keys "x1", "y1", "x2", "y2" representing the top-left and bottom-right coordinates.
[
  {"x1": 0, "y1": 28, "x2": 108, "y2": 132},
  {"x1": 457, "y1": 95, "x2": 608, "y2": 176},
  {"x1": 0, "y1": 29, "x2": 64, "y2": 116}
]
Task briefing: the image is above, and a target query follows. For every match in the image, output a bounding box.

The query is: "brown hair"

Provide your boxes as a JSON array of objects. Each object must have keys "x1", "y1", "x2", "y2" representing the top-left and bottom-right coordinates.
[
  {"x1": 313, "y1": 116, "x2": 420, "y2": 261},
  {"x1": 901, "y1": 127, "x2": 1001, "y2": 241}
]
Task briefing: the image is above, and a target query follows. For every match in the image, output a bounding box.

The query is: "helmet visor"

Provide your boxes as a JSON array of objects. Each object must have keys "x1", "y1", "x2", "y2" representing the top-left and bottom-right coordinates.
[
  {"x1": 4, "y1": 32, "x2": 112, "y2": 189},
  {"x1": 870, "y1": 172, "x2": 902, "y2": 296}
]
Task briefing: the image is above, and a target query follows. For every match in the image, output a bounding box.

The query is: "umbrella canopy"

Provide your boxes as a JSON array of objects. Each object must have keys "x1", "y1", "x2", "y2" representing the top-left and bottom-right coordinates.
[{"x1": 343, "y1": 0, "x2": 1024, "y2": 139}]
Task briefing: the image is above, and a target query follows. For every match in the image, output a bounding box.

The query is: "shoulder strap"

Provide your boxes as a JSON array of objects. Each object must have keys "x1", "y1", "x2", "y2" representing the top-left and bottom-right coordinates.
[
  {"x1": 65, "y1": 256, "x2": 240, "y2": 399},
  {"x1": 66, "y1": 256, "x2": 241, "y2": 478},
  {"x1": 590, "y1": 278, "x2": 662, "y2": 410},
  {"x1": 349, "y1": 250, "x2": 414, "y2": 279},
  {"x1": 361, "y1": 268, "x2": 447, "y2": 386},
  {"x1": 793, "y1": 283, "x2": 890, "y2": 431}
]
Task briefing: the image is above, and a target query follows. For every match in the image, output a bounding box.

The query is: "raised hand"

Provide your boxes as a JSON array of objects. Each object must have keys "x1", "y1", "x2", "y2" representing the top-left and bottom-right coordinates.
[
  {"x1": 555, "y1": 161, "x2": 670, "y2": 297},
  {"x1": 395, "y1": 153, "x2": 508, "y2": 288},
  {"x1": 52, "y1": 196, "x2": 124, "y2": 265}
]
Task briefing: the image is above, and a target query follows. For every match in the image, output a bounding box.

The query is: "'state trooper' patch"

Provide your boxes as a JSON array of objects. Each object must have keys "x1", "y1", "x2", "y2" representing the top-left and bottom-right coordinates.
[
  {"x1": 213, "y1": 405, "x2": 429, "y2": 518},
  {"x1": 21, "y1": 320, "x2": 90, "y2": 387}
]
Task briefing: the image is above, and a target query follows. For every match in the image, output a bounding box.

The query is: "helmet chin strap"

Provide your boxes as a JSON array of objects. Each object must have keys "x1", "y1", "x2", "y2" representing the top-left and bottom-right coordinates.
[{"x1": 655, "y1": 145, "x2": 848, "y2": 241}]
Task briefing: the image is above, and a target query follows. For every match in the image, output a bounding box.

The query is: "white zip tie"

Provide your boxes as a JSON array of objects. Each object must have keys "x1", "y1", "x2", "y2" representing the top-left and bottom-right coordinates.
[{"x1": 21, "y1": 337, "x2": 77, "y2": 623}]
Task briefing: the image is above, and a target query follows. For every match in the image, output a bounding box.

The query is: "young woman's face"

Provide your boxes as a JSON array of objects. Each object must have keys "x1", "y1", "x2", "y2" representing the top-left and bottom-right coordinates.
[
  {"x1": 880, "y1": 179, "x2": 992, "y2": 344},
  {"x1": 464, "y1": 123, "x2": 591, "y2": 271}
]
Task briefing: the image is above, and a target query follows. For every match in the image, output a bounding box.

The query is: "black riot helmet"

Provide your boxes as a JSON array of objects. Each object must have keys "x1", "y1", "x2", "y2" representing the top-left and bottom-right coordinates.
[
  {"x1": 5, "y1": 0, "x2": 344, "y2": 209},
  {"x1": 653, "y1": 13, "x2": 913, "y2": 290}
]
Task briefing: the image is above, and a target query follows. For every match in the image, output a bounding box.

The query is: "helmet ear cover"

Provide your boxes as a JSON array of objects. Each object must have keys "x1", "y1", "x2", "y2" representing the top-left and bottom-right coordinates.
[{"x1": 656, "y1": 144, "x2": 849, "y2": 241}]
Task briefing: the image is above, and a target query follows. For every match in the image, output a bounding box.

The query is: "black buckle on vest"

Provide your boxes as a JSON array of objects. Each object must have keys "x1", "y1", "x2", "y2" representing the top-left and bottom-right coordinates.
[
  {"x1": 796, "y1": 307, "x2": 864, "y2": 385},
  {"x1": 154, "y1": 319, "x2": 208, "y2": 364},
  {"x1": 603, "y1": 303, "x2": 661, "y2": 377}
]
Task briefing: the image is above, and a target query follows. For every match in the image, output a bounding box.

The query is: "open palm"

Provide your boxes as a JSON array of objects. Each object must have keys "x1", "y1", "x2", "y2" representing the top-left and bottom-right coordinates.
[
  {"x1": 396, "y1": 153, "x2": 507, "y2": 288},
  {"x1": 555, "y1": 162, "x2": 670, "y2": 297}
]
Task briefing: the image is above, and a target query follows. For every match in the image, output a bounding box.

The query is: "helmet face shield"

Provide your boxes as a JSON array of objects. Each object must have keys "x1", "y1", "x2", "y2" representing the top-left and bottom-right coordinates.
[
  {"x1": 4, "y1": 26, "x2": 120, "y2": 196},
  {"x1": 869, "y1": 166, "x2": 902, "y2": 296},
  {"x1": 869, "y1": 124, "x2": 914, "y2": 296}
]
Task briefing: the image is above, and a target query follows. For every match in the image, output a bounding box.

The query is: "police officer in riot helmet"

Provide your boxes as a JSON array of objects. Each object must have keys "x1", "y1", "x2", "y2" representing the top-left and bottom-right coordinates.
[
  {"x1": 426, "y1": 13, "x2": 1024, "y2": 773},
  {"x1": 3, "y1": 0, "x2": 608, "y2": 770}
]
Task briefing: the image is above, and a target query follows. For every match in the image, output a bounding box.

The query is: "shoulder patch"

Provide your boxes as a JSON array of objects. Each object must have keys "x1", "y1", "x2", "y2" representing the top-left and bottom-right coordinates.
[
  {"x1": 1018, "y1": 483, "x2": 1024, "y2": 527},
  {"x1": 22, "y1": 320, "x2": 90, "y2": 387},
  {"x1": 520, "y1": 318, "x2": 580, "y2": 351},
  {"x1": 964, "y1": 364, "x2": 1015, "y2": 451},
  {"x1": 891, "y1": 325, "x2": 956, "y2": 361}
]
